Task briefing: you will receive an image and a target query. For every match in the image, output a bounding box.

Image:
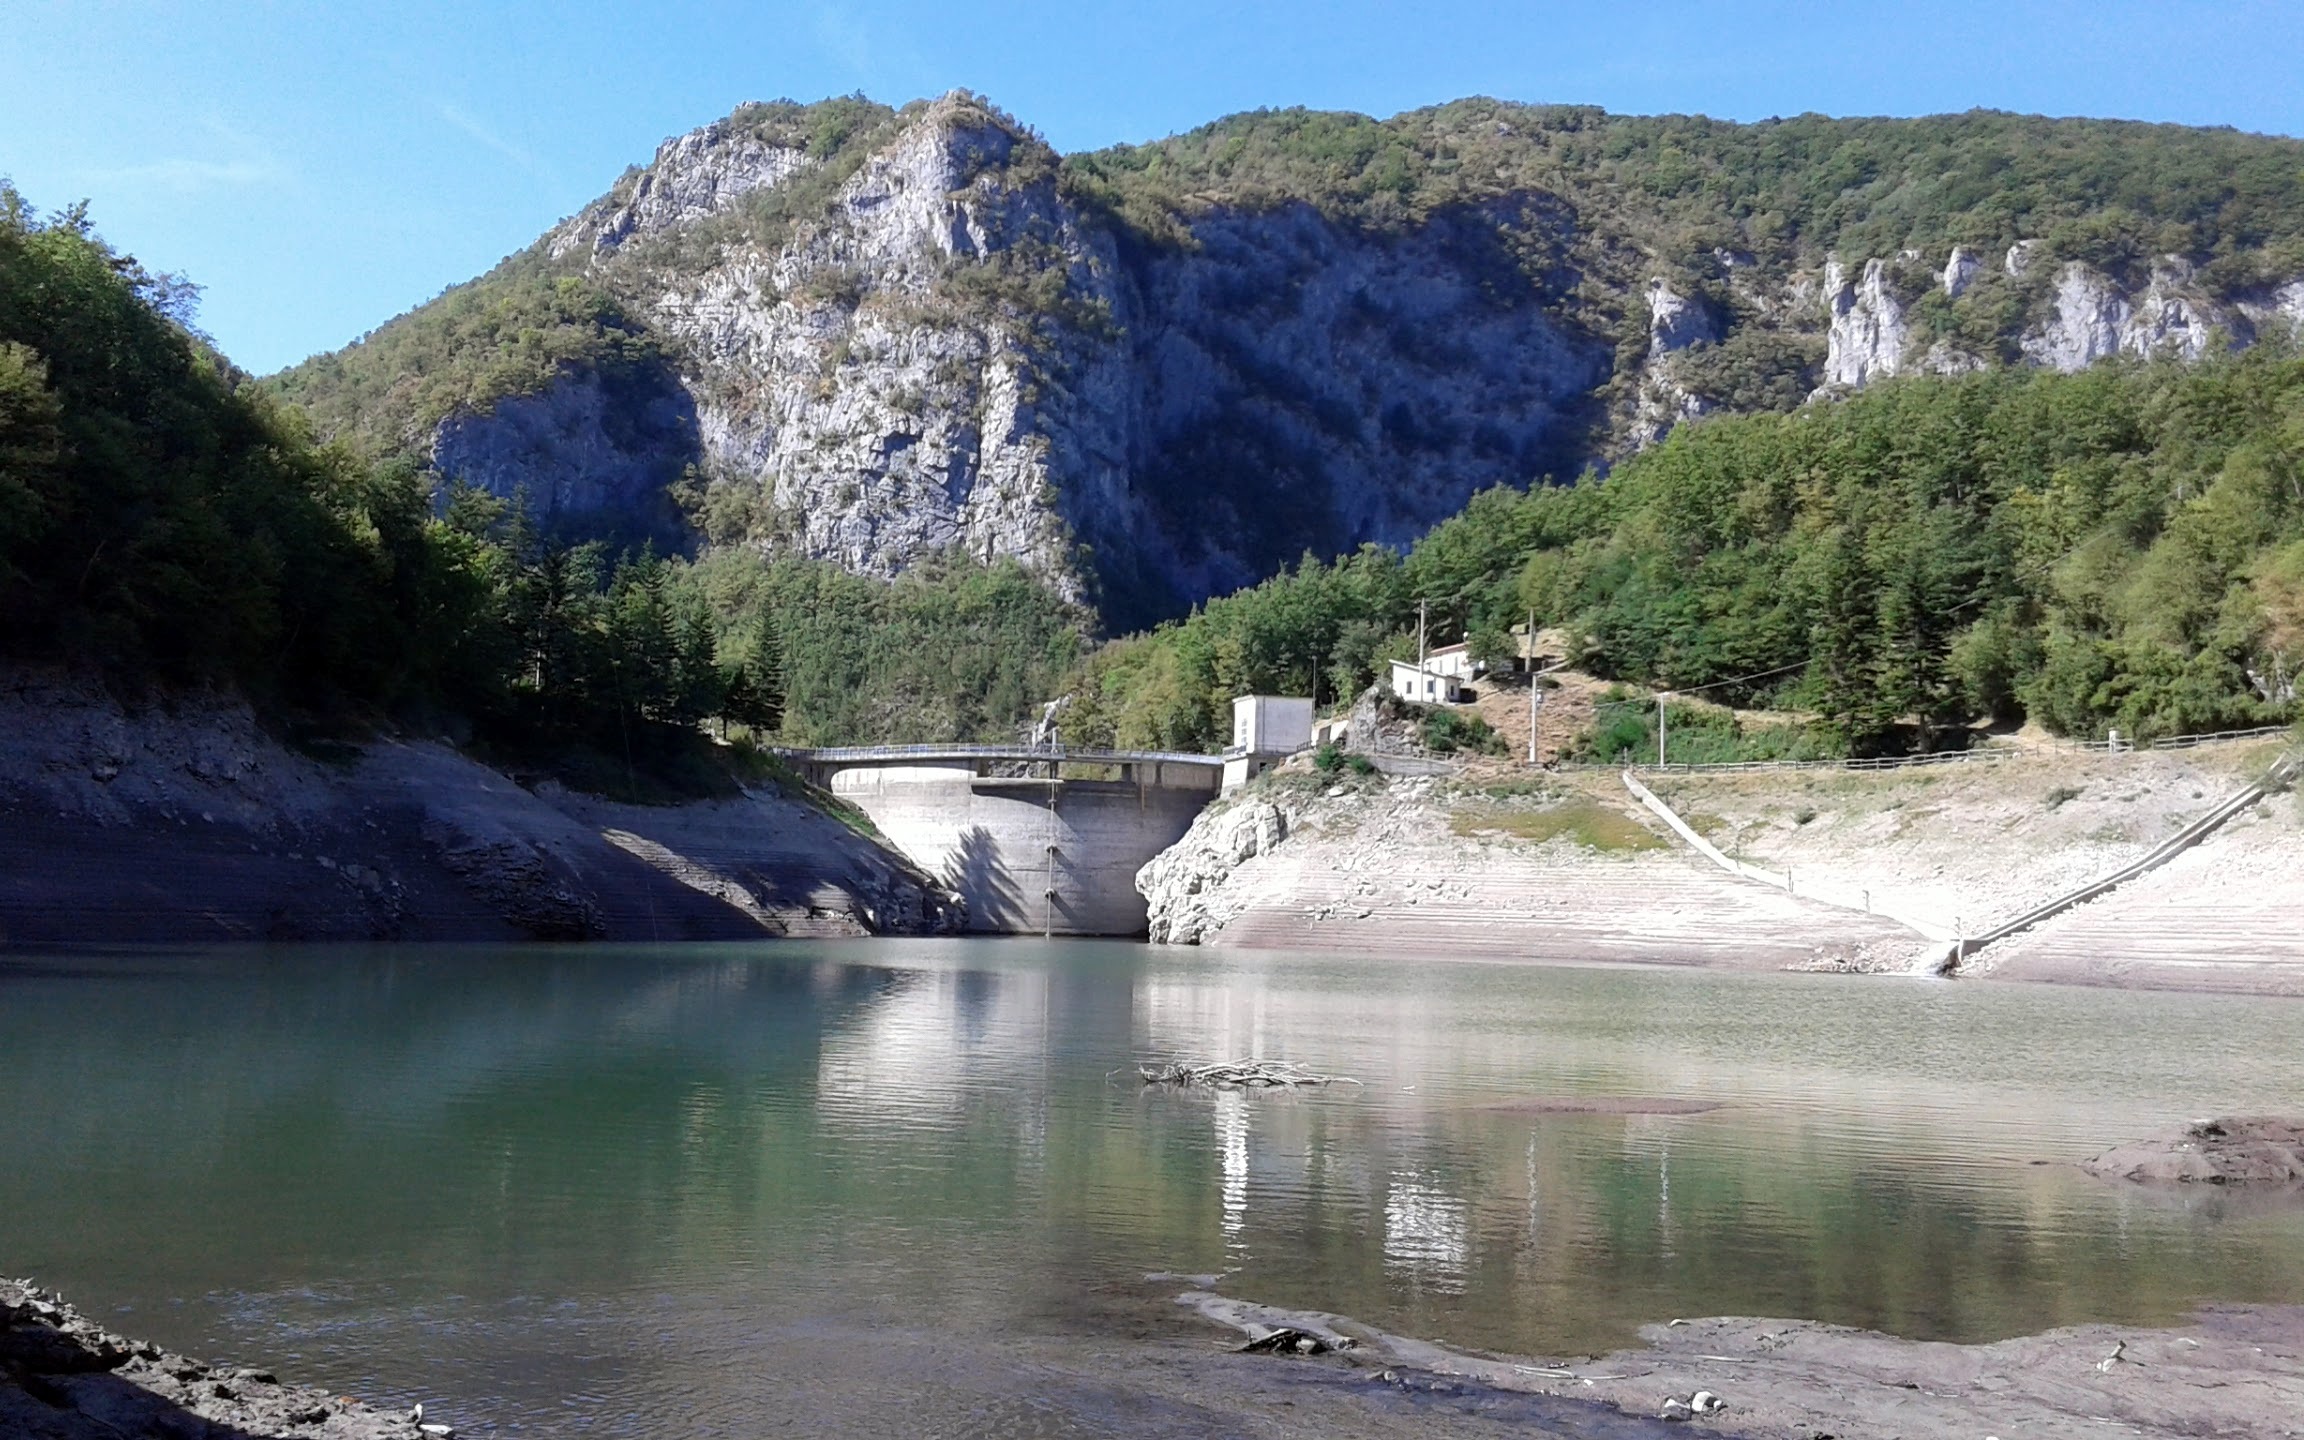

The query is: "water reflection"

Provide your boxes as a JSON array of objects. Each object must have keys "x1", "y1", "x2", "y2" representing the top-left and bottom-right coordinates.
[{"x1": 2, "y1": 941, "x2": 2303, "y2": 1435}]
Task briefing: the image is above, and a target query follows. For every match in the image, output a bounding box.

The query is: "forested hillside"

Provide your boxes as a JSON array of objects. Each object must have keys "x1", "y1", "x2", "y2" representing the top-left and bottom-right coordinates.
[
  {"x1": 16, "y1": 92, "x2": 2304, "y2": 766},
  {"x1": 0, "y1": 185, "x2": 1079, "y2": 778},
  {"x1": 1061, "y1": 352, "x2": 2304, "y2": 754},
  {"x1": 267, "y1": 96, "x2": 2304, "y2": 629}
]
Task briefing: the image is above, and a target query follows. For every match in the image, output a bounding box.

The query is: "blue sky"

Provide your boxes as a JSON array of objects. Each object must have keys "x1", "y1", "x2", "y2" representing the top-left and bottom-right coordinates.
[{"x1": 9, "y1": 0, "x2": 2302, "y2": 374}]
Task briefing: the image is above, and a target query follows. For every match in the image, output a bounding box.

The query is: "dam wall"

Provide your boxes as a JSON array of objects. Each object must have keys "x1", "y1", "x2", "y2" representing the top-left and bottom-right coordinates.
[{"x1": 819, "y1": 754, "x2": 1220, "y2": 935}]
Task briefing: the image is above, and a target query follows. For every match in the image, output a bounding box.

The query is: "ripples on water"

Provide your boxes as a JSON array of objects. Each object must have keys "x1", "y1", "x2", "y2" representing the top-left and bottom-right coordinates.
[{"x1": 4, "y1": 939, "x2": 2303, "y2": 1434}]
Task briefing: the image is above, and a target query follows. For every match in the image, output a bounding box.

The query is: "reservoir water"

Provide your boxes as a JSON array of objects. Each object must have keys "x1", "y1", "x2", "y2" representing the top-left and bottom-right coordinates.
[{"x1": 6, "y1": 940, "x2": 2304, "y2": 1435}]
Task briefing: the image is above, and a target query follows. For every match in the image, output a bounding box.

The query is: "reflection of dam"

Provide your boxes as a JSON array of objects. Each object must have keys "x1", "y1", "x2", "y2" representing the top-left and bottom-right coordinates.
[{"x1": 792, "y1": 747, "x2": 1222, "y2": 936}]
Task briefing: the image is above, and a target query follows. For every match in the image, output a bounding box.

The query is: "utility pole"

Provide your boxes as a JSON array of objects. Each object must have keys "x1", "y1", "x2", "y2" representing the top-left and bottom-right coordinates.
[
  {"x1": 1657, "y1": 691, "x2": 1670, "y2": 768},
  {"x1": 1526, "y1": 608, "x2": 1539, "y2": 765},
  {"x1": 1416, "y1": 598, "x2": 1428, "y2": 675}
]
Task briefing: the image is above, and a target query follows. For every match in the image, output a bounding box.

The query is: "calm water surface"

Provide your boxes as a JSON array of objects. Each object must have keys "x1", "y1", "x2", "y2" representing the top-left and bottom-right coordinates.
[{"x1": 5, "y1": 940, "x2": 2304, "y2": 1434}]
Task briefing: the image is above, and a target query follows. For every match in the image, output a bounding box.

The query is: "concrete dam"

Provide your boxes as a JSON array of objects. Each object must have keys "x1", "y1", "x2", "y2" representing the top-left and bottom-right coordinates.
[{"x1": 789, "y1": 746, "x2": 1223, "y2": 936}]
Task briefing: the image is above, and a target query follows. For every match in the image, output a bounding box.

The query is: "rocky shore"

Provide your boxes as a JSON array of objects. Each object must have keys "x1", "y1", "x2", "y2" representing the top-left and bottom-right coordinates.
[
  {"x1": 1, "y1": 1280, "x2": 449, "y2": 1440},
  {"x1": 0, "y1": 669, "x2": 959, "y2": 946},
  {"x1": 1182, "y1": 1288, "x2": 2304, "y2": 1439},
  {"x1": 2084, "y1": 1116, "x2": 2304, "y2": 1186}
]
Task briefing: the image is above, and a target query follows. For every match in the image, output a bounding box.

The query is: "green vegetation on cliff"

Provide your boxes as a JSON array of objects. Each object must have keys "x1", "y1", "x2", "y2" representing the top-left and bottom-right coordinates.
[
  {"x1": 0, "y1": 188, "x2": 773, "y2": 776},
  {"x1": 274, "y1": 96, "x2": 2304, "y2": 491},
  {"x1": 0, "y1": 180, "x2": 1080, "y2": 761},
  {"x1": 1066, "y1": 352, "x2": 2304, "y2": 754},
  {"x1": 1071, "y1": 103, "x2": 2304, "y2": 281},
  {"x1": 1070, "y1": 102, "x2": 2304, "y2": 416},
  {"x1": 267, "y1": 267, "x2": 657, "y2": 459}
]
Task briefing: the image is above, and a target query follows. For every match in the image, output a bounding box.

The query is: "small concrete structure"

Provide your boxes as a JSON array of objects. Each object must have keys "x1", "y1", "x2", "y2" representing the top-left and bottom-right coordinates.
[
  {"x1": 791, "y1": 746, "x2": 1222, "y2": 936},
  {"x1": 1223, "y1": 695, "x2": 1315, "y2": 791}
]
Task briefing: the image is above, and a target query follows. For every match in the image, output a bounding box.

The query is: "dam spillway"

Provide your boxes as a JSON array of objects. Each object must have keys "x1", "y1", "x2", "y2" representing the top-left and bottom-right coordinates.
[{"x1": 791, "y1": 747, "x2": 1223, "y2": 936}]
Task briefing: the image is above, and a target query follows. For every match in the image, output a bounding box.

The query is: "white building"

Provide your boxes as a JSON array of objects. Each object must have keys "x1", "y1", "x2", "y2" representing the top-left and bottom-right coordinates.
[
  {"x1": 1421, "y1": 642, "x2": 1478, "y2": 680},
  {"x1": 1222, "y1": 694, "x2": 1316, "y2": 790},
  {"x1": 1389, "y1": 659, "x2": 1468, "y2": 705}
]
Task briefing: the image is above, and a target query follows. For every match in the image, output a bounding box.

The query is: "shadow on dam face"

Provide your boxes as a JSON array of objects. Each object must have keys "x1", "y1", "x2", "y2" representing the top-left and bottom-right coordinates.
[{"x1": 827, "y1": 764, "x2": 1218, "y2": 936}]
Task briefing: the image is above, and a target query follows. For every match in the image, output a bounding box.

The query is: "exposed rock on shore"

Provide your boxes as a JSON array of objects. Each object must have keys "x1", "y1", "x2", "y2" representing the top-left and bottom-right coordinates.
[
  {"x1": 1183, "y1": 1288, "x2": 2304, "y2": 1439},
  {"x1": 2084, "y1": 1117, "x2": 2304, "y2": 1186},
  {"x1": 1, "y1": 1280, "x2": 444, "y2": 1439},
  {"x1": 0, "y1": 669, "x2": 960, "y2": 945}
]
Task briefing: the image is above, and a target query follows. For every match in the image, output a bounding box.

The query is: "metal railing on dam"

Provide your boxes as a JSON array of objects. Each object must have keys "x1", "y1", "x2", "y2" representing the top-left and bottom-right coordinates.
[{"x1": 777, "y1": 744, "x2": 1223, "y2": 768}]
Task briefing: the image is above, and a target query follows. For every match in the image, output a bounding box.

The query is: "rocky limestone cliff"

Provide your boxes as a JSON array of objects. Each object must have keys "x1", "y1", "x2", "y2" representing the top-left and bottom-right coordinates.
[
  {"x1": 431, "y1": 359, "x2": 697, "y2": 547},
  {"x1": 504, "y1": 98, "x2": 1615, "y2": 622},
  {"x1": 1819, "y1": 247, "x2": 2304, "y2": 395},
  {"x1": 288, "y1": 97, "x2": 2304, "y2": 626},
  {"x1": 1627, "y1": 277, "x2": 1718, "y2": 448}
]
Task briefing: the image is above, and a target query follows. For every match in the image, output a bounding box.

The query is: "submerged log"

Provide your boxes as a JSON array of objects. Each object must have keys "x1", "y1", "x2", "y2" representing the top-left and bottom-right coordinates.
[{"x1": 1137, "y1": 1058, "x2": 1362, "y2": 1089}]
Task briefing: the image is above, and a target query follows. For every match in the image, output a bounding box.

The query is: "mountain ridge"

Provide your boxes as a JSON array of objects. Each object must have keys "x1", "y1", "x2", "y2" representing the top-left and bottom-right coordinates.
[{"x1": 269, "y1": 92, "x2": 2304, "y2": 628}]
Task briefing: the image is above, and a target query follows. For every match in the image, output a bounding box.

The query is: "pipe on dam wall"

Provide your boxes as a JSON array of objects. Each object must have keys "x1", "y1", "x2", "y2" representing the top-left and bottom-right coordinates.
[{"x1": 825, "y1": 762, "x2": 1220, "y2": 936}]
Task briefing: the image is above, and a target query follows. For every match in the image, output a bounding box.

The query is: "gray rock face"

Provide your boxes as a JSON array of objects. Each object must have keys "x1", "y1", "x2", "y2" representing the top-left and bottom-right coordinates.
[
  {"x1": 1096, "y1": 200, "x2": 1606, "y2": 614},
  {"x1": 2022, "y1": 258, "x2": 2227, "y2": 371},
  {"x1": 549, "y1": 116, "x2": 816, "y2": 261},
  {"x1": 2023, "y1": 262, "x2": 2132, "y2": 370},
  {"x1": 1136, "y1": 796, "x2": 1293, "y2": 944},
  {"x1": 1629, "y1": 277, "x2": 1718, "y2": 448},
  {"x1": 1821, "y1": 258, "x2": 1908, "y2": 389},
  {"x1": 430, "y1": 361, "x2": 698, "y2": 548},
  {"x1": 373, "y1": 98, "x2": 2304, "y2": 616},
  {"x1": 434, "y1": 98, "x2": 1610, "y2": 623},
  {"x1": 2237, "y1": 279, "x2": 2304, "y2": 342},
  {"x1": 1942, "y1": 247, "x2": 1981, "y2": 298}
]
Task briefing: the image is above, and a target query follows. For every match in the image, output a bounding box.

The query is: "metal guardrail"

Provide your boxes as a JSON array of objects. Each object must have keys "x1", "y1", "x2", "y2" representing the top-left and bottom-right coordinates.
[
  {"x1": 776, "y1": 744, "x2": 1225, "y2": 768},
  {"x1": 1562, "y1": 724, "x2": 2293, "y2": 777}
]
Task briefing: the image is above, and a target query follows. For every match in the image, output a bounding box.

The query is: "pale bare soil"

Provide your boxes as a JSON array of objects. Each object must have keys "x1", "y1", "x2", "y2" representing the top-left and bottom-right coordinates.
[
  {"x1": 1652, "y1": 744, "x2": 2287, "y2": 933},
  {"x1": 1148, "y1": 733, "x2": 2304, "y2": 992},
  {"x1": 1651, "y1": 741, "x2": 2304, "y2": 993},
  {"x1": 1148, "y1": 771, "x2": 1922, "y2": 969}
]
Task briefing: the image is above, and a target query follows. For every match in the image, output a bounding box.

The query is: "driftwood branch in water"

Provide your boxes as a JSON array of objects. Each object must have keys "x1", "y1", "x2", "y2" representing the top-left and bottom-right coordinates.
[{"x1": 1137, "y1": 1058, "x2": 1363, "y2": 1089}]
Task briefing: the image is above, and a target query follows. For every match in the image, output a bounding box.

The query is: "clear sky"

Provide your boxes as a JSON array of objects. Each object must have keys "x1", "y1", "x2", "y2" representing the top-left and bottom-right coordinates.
[{"x1": 9, "y1": 0, "x2": 2302, "y2": 374}]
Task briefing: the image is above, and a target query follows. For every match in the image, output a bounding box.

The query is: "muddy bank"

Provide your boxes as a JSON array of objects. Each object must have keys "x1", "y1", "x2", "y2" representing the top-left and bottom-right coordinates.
[
  {"x1": 0, "y1": 670, "x2": 958, "y2": 945},
  {"x1": 1183, "y1": 1288, "x2": 2304, "y2": 1439},
  {"x1": 1, "y1": 1279, "x2": 451, "y2": 1439}
]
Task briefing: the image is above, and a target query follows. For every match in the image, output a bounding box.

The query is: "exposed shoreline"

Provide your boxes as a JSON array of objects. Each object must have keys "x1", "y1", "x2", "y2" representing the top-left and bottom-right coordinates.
[
  {"x1": 1138, "y1": 742, "x2": 2304, "y2": 997},
  {"x1": 1, "y1": 1279, "x2": 451, "y2": 1439},
  {"x1": 1178, "y1": 1287, "x2": 2304, "y2": 1439},
  {"x1": 0, "y1": 669, "x2": 959, "y2": 948},
  {"x1": 25, "y1": 1262, "x2": 2304, "y2": 1440},
  {"x1": 4, "y1": 665, "x2": 2300, "y2": 1001}
]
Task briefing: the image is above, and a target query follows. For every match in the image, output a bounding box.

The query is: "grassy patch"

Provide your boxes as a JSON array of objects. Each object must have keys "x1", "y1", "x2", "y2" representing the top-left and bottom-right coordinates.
[
  {"x1": 1678, "y1": 811, "x2": 1730, "y2": 838},
  {"x1": 1449, "y1": 796, "x2": 1667, "y2": 853}
]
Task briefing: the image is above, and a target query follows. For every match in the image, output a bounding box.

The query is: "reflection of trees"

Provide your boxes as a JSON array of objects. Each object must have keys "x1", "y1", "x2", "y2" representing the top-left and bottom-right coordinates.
[
  {"x1": 944, "y1": 823, "x2": 1022, "y2": 932},
  {"x1": 10, "y1": 949, "x2": 2304, "y2": 1371}
]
